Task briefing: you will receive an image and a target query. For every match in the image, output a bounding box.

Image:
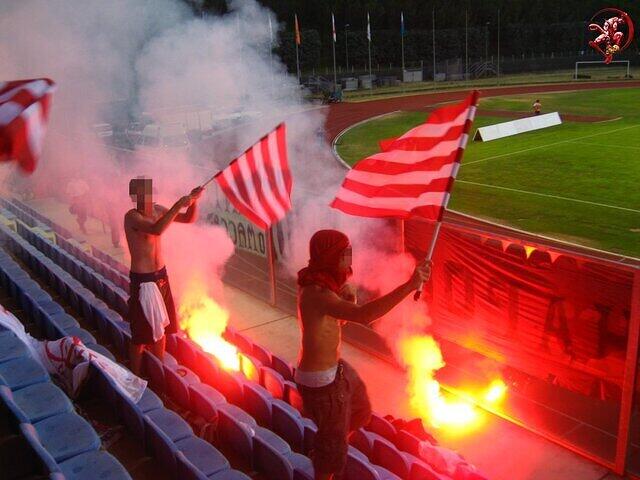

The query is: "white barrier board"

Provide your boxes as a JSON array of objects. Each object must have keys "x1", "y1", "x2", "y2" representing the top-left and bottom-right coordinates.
[{"x1": 473, "y1": 112, "x2": 562, "y2": 142}]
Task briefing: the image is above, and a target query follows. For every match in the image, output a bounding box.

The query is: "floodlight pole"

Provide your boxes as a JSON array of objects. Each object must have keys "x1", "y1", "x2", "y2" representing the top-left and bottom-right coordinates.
[
  {"x1": 497, "y1": 9, "x2": 501, "y2": 84},
  {"x1": 432, "y1": 8, "x2": 436, "y2": 84},
  {"x1": 465, "y1": 10, "x2": 469, "y2": 81}
]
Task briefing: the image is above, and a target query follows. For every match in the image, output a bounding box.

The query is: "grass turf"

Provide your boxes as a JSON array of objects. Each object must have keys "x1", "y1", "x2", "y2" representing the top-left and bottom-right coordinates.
[{"x1": 334, "y1": 87, "x2": 640, "y2": 257}]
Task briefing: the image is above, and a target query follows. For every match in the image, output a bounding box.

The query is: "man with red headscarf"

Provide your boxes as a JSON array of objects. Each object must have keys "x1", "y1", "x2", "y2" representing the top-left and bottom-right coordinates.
[{"x1": 296, "y1": 229, "x2": 431, "y2": 479}]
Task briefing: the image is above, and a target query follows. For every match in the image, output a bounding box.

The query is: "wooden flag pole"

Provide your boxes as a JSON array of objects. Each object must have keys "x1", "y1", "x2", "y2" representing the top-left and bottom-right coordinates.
[
  {"x1": 266, "y1": 226, "x2": 278, "y2": 306},
  {"x1": 413, "y1": 221, "x2": 442, "y2": 300}
]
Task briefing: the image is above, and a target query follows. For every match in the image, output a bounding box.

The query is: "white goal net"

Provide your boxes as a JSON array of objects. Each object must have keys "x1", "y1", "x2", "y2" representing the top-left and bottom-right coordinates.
[{"x1": 574, "y1": 60, "x2": 631, "y2": 80}]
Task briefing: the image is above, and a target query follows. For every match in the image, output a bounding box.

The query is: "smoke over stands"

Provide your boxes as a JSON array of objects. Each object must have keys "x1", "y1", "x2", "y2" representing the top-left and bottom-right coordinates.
[{"x1": 0, "y1": 0, "x2": 453, "y2": 420}]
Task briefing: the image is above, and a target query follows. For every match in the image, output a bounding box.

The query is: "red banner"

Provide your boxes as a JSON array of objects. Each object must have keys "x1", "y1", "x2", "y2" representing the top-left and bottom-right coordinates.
[{"x1": 408, "y1": 221, "x2": 633, "y2": 399}]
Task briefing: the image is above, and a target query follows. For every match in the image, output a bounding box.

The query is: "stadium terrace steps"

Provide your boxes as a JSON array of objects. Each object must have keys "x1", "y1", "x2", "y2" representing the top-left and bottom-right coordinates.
[{"x1": 4, "y1": 196, "x2": 489, "y2": 480}]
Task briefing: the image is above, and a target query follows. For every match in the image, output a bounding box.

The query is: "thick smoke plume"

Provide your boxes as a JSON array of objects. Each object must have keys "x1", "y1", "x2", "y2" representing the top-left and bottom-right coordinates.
[{"x1": 0, "y1": 0, "x2": 431, "y2": 355}]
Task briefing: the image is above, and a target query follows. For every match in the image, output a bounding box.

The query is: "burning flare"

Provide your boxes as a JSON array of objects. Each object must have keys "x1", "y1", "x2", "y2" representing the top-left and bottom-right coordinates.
[
  {"x1": 179, "y1": 285, "x2": 239, "y2": 371},
  {"x1": 401, "y1": 335, "x2": 507, "y2": 432}
]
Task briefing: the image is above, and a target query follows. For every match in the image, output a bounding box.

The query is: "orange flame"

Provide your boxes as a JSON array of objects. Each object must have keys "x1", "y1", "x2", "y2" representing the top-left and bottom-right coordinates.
[
  {"x1": 178, "y1": 285, "x2": 239, "y2": 371},
  {"x1": 401, "y1": 335, "x2": 506, "y2": 433}
]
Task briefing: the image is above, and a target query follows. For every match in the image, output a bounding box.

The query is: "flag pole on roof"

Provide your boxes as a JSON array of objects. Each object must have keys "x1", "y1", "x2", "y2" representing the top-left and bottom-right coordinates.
[{"x1": 331, "y1": 91, "x2": 480, "y2": 300}]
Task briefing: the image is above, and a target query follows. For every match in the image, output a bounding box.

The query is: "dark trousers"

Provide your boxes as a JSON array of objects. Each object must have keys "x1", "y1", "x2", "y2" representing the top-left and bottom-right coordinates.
[{"x1": 297, "y1": 360, "x2": 372, "y2": 476}]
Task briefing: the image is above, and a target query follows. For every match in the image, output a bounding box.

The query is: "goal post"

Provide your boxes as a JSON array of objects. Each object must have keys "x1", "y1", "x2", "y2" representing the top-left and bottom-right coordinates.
[{"x1": 574, "y1": 60, "x2": 631, "y2": 80}]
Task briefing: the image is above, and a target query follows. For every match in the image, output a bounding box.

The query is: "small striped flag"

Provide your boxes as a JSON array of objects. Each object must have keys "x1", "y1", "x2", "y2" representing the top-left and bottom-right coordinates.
[
  {"x1": 215, "y1": 123, "x2": 292, "y2": 230},
  {"x1": 332, "y1": 13, "x2": 337, "y2": 43},
  {"x1": 294, "y1": 14, "x2": 301, "y2": 46},
  {"x1": 0, "y1": 78, "x2": 56, "y2": 173},
  {"x1": 331, "y1": 91, "x2": 479, "y2": 221}
]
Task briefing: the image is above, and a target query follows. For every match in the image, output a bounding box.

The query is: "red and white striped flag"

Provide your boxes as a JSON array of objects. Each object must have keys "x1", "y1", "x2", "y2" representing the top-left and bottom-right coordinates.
[
  {"x1": 0, "y1": 78, "x2": 56, "y2": 174},
  {"x1": 331, "y1": 91, "x2": 479, "y2": 221},
  {"x1": 215, "y1": 123, "x2": 292, "y2": 230}
]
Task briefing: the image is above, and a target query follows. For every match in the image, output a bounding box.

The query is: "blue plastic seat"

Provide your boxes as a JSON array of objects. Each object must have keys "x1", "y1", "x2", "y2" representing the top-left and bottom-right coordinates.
[
  {"x1": 64, "y1": 327, "x2": 97, "y2": 345},
  {"x1": 372, "y1": 435, "x2": 429, "y2": 480},
  {"x1": 261, "y1": 366, "x2": 285, "y2": 400},
  {"x1": 31, "y1": 412, "x2": 101, "y2": 462},
  {"x1": 217, "y1": 404, "x2": 257, "y2": 464},
  {"x1": 0, "y1": 331, "x2": 30, "y2": 363},
  {"x1": 243, "y1": 382, "x2": 273, "y2": 428},
  {"x1": 47, "y1": 312, "x2": 80, "y2": 340},
  {"x1": 175, "y1": 335, "x2": 199, "y2": 372},
  {"x1": 176, "y1": 436, "x2": 230, "y2": 478},
  {"x1": 86, "y1": 298, "x2": 109, "y2": 329},
  {"x1": 233, "y1": 332, "x2": 253, "y2": 355},
  {"x1": 19, "y1": 422, "x2": 61, "y2": 476},
  {"x1": 193, "y1": 350, "x2": 220, "y2": 387},
  {"x1": 145, "y1": 408, "x2": 193, "y2": 443},
  {"x1": 272, "y1": 399, "x2": 305, "y2": 453},
  {"x1": 85, "y1": 343, "x2": 116, "y2": 362},
  {"x1": 136, "y1": 386, "x2": 164, "y2": 413},
  {"x1": 253, "y1": 427, "x2": 314, "y2": 480},
  {"x1": 165, "y1": 364, "x2": 200, "y2": 410},
  {"x1": 189, "y1": 383, "x2": 226, "y2": 423},
  {"x1": 59, "y1": 450, "x2": 132, "y2": 480},
  {"x1": 367, "y1": 413, "x2": 398, "y2": 443},
  {"x1": 252, "y1": 343, "x2": 272, "y2": 367},
  {"x1": 208, "y1": 470, "x2": 252, "y2": 480},
  {"x1": 4, "y1": 382, "x2": 73, "y2": 423},
  {"x1": 143, "y1": 351, "x2": 166, "y2": 393},
  {"x1": 239, "y1": 353, "x2": 262, "y2": 384},
  {"x1": 0, "y1": 356, "x2": 49, "y2": 390},
  {"x1": 271, "y1": 354, "x2": 294, "y2": 381},
  {"x1": 216, "y1": 369, "x2": 246, "y2": 406}
]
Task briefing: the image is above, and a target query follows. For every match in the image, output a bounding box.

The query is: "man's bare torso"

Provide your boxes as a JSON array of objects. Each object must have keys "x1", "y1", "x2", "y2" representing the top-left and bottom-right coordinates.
[
  {"x1": 124, "y1": 205, "x2": 165, "y2": 274},
  {"x1": 297, "y1": 285, "x2": 343, "y2": 372}
]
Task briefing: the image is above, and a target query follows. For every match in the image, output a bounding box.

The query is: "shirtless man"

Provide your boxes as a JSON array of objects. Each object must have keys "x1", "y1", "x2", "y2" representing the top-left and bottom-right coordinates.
[
  {"x1": 124, "y1": 177, "x2": 202, "y2": 375},
  {"x1": 532, "y1": 99, "x2": 542, "y2": 116},
  {"x1": 296, "y1": 230, "x2": 431, "y2": 479}
]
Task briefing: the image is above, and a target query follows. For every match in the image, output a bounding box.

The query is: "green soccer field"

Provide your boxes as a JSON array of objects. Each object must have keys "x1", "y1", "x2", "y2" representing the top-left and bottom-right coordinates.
[{"x1": 335, "y1": 87, "x2": 640, "y2": 257}]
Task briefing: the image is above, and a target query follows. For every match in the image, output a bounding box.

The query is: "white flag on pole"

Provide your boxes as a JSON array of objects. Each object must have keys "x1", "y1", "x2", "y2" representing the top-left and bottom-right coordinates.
[{"x1": 367, "y1": 12, "x2": 371, "y2": 42}]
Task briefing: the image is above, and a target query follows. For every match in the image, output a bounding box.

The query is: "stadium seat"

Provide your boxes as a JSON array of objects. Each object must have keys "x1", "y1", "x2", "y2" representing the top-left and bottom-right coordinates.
[
  {"x1": 505, "y1": 244, "x2": 527, "y2": 263},
  {"x1": 143, "y1": 350, "x2": 166, "y2": 393},
  {"x1": 58, "y1": 450, "x2": 132, "y2": 480},
  {"x1": 262, "y1": 366, "x2": 286, "y2": 399},
  {"x1": 189, "y1": 383, "x2": 226, "y2": 422},
  {"x1": 217, "y1": 369, "x2": 247, "y2": 406},
  {"x1": 239, "y1": 352, "x2": 262, "y2": 383},
  {"x1": 252, "y1": 426, "x2": 295, "y2": 479},
  {"x1": 350, "y1": 428, "x2": 376, "y2": 457},
  {"x1": 217, "y1": 403, "x2": 257, "y2": 465},
  {"x1": 368, "y1": 413, "x2": 398, "y2": 443},
  {"x1": 0, "y1": 356, "x2": 49, "y2": 390},
  {"x1": 528, "y1": 249, "x2": 552, "y2": 268},
  {"x1": 144, "y1": 408, "x2": 193, "y2": 443},
  {"x1": 18, "y1": 422, "x2": 62, "y2": 477},
  {"x1": 484, "y1": 238, "x2": 503, "y2": 252},
  {"x1": 175, "y1": 435, "x2": 230, "y2": 478},
  {"x1": 28, "y1": 412, "x2": 101, "y2": 462},
  {"x1": 165, "y1": 364, "x2": 201, "y2": 411},
  {"x1": 252, "y1": 342, "x2": 272, "y2": 366},
  {"x1": 85, "y1": 342, "x2": 117, "y2": 362},
  {"x1": 272, "y1": 353, "x2": 295, "y2": 380},
  {"x1": 175, "y1": 335, "x2": 200, "y2": 372},
  {"x1": 243, "y1": 382, "x2": 273, "y2": 428},
  {"x1": 64, "y1": 326, "x2": 97, "y2": 345},
  {"x1": 193, "y1": 349, "x2": 220, "y2": 386},
  {"x1": 285, "y1": 382, "x2": 304, "y2": 412},
  {"x1": 396, "y1": 429, "x2": 422, "y2": 457},
  {"x1": 47, "y1": 312, "x2": 80, "y2": 339},
  {"x1": 1, "y1": 383, "x2": 73, "y2": 423},
  {"x1": 271, "y1": 399, "x2": 305, "y2": 453},
  {"x1": 233, "y1": 332, "x2": 254, "y2": 355},
  {"x1": 208, "y1": 469, "x2": 252, "y2": 480},
  {"x1": 0, "y1": 331, "x2": 30, "y2": 363}
]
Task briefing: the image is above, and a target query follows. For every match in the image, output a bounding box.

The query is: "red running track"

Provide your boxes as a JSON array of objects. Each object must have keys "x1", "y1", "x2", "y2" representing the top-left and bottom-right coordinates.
[{"x1": 324, "y1": 80, "x2": 640, "y2": 142}]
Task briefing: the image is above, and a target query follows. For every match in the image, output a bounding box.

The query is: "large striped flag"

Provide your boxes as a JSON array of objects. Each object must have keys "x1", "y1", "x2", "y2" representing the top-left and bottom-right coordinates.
[
  {"x1": 0, "y1": 78, "x2": 56, "y2": 174},
  {"x1": 215, "y1": 123, "x2": 292, "y2": 230},
  {"x1": 331, "y1": 91, "x2": 479, "y2": 221}
]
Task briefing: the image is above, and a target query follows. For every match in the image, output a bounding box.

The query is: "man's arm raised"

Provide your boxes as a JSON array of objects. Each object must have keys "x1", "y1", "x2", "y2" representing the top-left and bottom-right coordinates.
[
  {"x1": 174, "y1": 187, "x2": 203, "y2": 223},
  {"x1": 314, "y1": 262, "x2": 431, "y2": 326},
  {"x1": 126, "y1": 195, "x2": 192, "y2": 236}
]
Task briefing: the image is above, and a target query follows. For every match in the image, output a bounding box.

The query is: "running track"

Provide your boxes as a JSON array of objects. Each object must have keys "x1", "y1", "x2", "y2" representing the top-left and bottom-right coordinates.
[
  {"x1": 323, "y1": 80, "x2": 640, "y2": 266},
  {"x1": 324, "y1": 80, "x2": 640, "y2": 142}
]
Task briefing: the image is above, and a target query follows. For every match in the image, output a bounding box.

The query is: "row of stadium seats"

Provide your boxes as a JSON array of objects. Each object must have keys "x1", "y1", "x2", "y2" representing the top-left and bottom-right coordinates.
[
  {"x1": 0, "y1": 300, "x2": 128, "y2": 477},
  {"x1": 4, "y1": 197, "x2": 486, "y2": 479},
  {"x1": 0, "y1": 237, "x2": 250, "y2": 479}
]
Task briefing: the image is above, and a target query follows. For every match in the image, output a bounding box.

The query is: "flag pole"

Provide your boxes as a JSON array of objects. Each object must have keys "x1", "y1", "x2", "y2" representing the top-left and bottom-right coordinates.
[
  {"x1": 432, "y1": 7, "x2": 436, "y2": 84},
  {"x1": 401, "y1": 12, "x2": 405, "y2": 76},
  {"x1": 367, "y1": 13, "x2": 373, "y2": 93},
  {"x1": 295, "y1": 14, "x2": 301, "y2": 85},
  {"x1": 465, "y1": 10, "x2": 469, "y2": 81},
  {"x1": 414, "y1": 90, "x2": 480, "y2": 300},
  {"x1": 332, "y1": 14, "x2": 338, "y2": 91},
  {"x1": 267, "y1": 226, "x2": 278, "y2": 305}
]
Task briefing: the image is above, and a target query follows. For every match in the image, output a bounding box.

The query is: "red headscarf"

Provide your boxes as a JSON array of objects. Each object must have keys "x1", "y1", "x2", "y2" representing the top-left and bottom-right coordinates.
[{"x1": 297, "y1": 230, "x2": 352, "y2": 294}]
